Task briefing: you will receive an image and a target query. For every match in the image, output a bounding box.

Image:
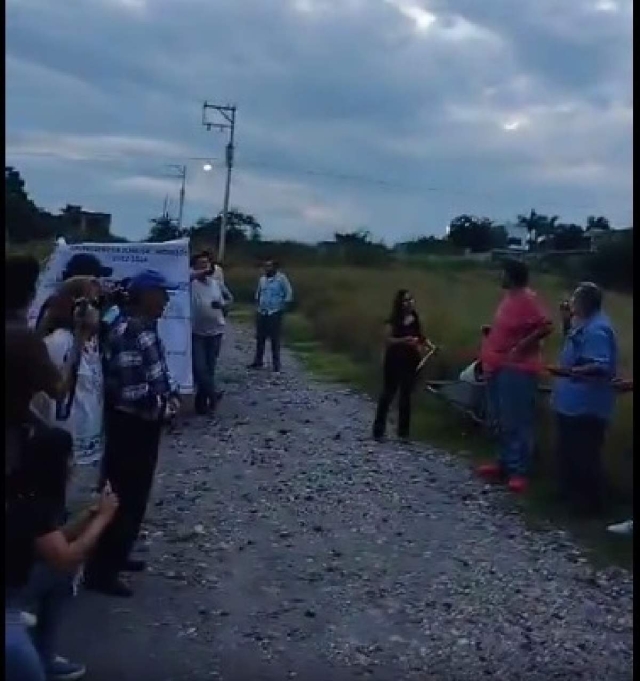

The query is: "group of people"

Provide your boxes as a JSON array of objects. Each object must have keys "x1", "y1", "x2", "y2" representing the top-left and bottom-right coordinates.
[
  {"x1": 189, "y1": 253, "x2": 293, "y2": 413},
  {"x1": 4, "y1": 248, "x2": 295, "y2": 681},
  {"x1": 373, "y1": 259, "x2": 632, "y2": 530},
  {"x1": 5, "y1": 247, "x2": 630, "y2": 679}
]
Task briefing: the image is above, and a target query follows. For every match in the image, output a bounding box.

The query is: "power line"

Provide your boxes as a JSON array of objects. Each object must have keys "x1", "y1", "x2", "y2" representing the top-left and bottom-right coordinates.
[{"x1": 5, "y1": 148, "x2": 628, "y2": 213}]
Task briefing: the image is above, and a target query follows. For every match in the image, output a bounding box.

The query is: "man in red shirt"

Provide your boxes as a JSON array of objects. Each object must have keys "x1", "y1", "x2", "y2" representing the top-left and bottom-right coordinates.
[{"x1": 478, "y1": 260, "x2": 552, "y2": 493}]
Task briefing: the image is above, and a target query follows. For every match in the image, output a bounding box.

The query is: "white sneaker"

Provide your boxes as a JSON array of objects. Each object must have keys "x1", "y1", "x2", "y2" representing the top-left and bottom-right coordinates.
[
  {"x1": 20, "y1": 611, "x2": 37, "y2": 628},
  {"x1": 607, "y1": 519, "x2": 633, "y2": 536}
]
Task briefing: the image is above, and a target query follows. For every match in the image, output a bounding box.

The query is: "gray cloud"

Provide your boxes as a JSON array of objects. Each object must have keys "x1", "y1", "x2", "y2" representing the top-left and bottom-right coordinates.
[{"x1": 6, "y1": 0, "x2": 632, "y2": 242}]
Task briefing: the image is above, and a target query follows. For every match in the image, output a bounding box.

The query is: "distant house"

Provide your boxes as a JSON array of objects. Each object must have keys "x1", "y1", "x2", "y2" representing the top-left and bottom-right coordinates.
[
  {"x1": 585, "y1": 227, "x2": 617, "y2": 253},
  {"x1": 503, "y1": 221, "x2": 529, "y2": 251},
  {"x1": 61, "y1": 204, "x2": 112, "y2": 241}
]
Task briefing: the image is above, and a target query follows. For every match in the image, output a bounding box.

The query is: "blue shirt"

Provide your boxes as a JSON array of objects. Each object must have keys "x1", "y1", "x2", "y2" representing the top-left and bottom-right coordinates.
[
  {"x1": 256, "y1": 273, "x2": 293, "y2": 315},
  {"x1": 551, "y1": 312, "x2": 618, "y2": 421}
]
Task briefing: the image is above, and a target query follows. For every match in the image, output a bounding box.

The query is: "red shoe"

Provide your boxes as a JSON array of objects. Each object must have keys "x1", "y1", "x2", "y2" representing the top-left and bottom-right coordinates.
[
  {"x1": 476, "y1": 463, "x2": 503, "y2": 481},
  {"x1": 508, "y1": 476, "x2": 529, "y2": 494}
]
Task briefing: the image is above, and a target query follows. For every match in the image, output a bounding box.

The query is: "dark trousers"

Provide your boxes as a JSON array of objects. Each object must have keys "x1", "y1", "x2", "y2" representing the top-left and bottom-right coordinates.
[
  {"x1": 192, "y1": 333, "x2": 223, "y2": 413},
  {"x1": 254, "y1": 312, "x2": 283, "y2": 370},
  {"x1": 373, "y1": 357, "x2": 417, "y2": 439},
  {"x1": 555, "y1": 413, "x2": 608, "y2": 514},
  {"x1": 21, "y1": 564, "x2": 73, "y2": 668},
  {"x1": 86, "y1": 409, "x2": 162, "y2": 580}
]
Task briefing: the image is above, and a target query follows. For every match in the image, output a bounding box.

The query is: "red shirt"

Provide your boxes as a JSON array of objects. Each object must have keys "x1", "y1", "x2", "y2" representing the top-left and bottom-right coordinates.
[{"x1": 480, "y1": 288, "x2": 550, "y2": 375}]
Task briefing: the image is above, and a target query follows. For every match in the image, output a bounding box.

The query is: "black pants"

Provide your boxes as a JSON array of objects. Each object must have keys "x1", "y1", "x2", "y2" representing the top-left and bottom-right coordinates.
[
  {"x1": 86, "y1": 409, "x2": 162, "y2": 580},
  {"x1": 373, "y1": 356, "x2": 417, "y2": 439},
  {"x1": 555, "y1": 413, "x2": 608, "y2": 514},
  {"x1": 254, "y1": 312, "x2": 283, "y2": 370}
]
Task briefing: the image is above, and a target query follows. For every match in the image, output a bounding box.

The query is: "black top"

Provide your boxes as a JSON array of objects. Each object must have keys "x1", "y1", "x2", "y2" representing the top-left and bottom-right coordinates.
[
  {"x1": 5, "y1": 496, "x2": 57, "y2": 589},
  {"x1": 385, "y1": 314, "x2": 424, "y2": 365}
]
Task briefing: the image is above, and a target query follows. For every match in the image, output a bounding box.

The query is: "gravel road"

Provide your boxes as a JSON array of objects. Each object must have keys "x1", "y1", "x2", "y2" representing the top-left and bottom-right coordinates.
[{"x1": 63, "y1": 323, "x2": 633, "y2": 681}]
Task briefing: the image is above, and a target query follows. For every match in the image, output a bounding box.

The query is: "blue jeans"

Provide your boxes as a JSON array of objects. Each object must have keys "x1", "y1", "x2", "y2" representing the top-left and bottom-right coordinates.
[
  {"x1": 192, "y1": 333, "x2": 223, "y2": 408},
  {"x1": 5, "y1": 606, "x2": 45, "y2": 681},
  {"x1": 487, "y1": 368, "x2": 537, "y2": 477},
  {"x1": 21, "y1": 563, "x2": 74, "y2": 670}
]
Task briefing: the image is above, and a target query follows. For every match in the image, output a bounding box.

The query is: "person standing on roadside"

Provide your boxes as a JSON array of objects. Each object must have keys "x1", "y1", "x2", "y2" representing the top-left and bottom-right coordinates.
[
  {"x1": 373, "y1": 289, "x2": 426, "y2": 443},
  {"x1": 190, "y1": 252, "x2": 234, "y2": 414},
  {"x1": 5, "y1": 256, "x2": 88, "y2": 478},
  {"x1": 6, "y1": 434, "x2": 119, "y2": 681},
  {"x1": 31, "y1": 276, "x2": 106, "y2": 467},
  {"x1": 477, "y1": 259, "x2": 552, "y2": 494},
  {"x1": 249, "y1": 259, "x2": 293, "y2": 373},
  {"x1": 84, "y1": 270, "x2": 181, "y2": 598},
  {"x1": 548, "y1": 283, "x2": 618, "y2": 515}
]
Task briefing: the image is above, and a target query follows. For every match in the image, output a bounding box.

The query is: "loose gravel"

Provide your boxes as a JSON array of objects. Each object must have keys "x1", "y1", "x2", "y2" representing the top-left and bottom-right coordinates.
[{"x1": 63, "y1": 323, "x2": 633, "y2": 681}]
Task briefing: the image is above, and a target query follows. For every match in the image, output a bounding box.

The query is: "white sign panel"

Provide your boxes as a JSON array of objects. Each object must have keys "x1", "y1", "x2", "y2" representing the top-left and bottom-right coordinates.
[{"x1": 29, "y1": 239, "x2": 193, "y2": 394}]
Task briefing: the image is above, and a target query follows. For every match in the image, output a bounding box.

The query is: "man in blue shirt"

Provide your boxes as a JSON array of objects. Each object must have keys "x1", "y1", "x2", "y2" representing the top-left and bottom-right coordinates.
[
  {"x1": 549, "y1": 282, "x2": 618, "y2": 515},
  {"x1": 249, "y1": 259, "x2": 293, "y2": 373}
]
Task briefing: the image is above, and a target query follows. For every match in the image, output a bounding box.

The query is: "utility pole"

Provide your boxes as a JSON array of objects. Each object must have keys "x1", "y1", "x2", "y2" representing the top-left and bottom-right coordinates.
[
  {"x1": 167, "y1": 164, "x2": 187, "y2": 231},
  {"x1": 202, "y1": 102, "x2": 237, "y2": 262}
]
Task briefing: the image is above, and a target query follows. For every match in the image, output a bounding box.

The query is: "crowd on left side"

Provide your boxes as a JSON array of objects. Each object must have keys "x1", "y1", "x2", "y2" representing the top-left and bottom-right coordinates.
[{"x1": 4, "y1": 249, "x2": 293, "y2": 681}]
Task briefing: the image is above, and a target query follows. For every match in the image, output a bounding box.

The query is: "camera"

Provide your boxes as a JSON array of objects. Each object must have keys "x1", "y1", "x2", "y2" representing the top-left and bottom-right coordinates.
[{"x1": 73, "y1": 298, "x2": 91, "y2": 319}]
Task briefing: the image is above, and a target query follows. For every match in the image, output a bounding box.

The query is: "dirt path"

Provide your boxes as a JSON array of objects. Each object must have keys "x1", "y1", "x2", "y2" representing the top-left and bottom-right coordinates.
[{"x1": 63, "y1": 324, "x2": 633, "y2": 681}]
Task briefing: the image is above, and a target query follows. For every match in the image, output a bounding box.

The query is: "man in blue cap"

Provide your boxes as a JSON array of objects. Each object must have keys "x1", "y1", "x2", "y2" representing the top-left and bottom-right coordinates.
[{"x1": 85, "y1": 270, "x2": 180, "y2": 598}]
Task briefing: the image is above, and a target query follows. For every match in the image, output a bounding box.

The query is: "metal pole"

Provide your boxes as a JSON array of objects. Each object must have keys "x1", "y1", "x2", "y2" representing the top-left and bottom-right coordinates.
[
  {"x1": 177, "y1": 165, "x2": 186, "y2": 232},
  {"x1": 202, "y1": 102, "x2": 236, "y2": 263},
  {"x1": 219, "y1": 116, "x2": 235, "y2": 261}
]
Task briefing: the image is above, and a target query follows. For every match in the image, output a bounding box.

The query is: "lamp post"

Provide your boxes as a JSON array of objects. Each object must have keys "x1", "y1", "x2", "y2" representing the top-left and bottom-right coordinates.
[{"x1": 201, "y1": 102, "x2": 237, "y2": 262}]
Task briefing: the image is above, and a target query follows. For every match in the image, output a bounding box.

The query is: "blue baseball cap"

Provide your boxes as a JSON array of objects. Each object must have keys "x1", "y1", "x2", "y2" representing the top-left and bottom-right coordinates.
[{"x1": 127, "y1": 270, "x2": 179, "y2": 293}]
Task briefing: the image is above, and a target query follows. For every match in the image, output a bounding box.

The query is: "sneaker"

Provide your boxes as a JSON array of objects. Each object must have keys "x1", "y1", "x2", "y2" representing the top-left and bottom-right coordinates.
[
  {"x1": 248, "y1": 362, "x2": 263, "y2": 370},
  {"x1": 508, "y1": 476, "x2": 529, "y2": 494},
  {"x1": 20, "y1": 611, "x2": 37, "y2": 628},
  {"x1": 476, "y1": 463, "x2": 503, "y2": 481},
  {"x1": 46, "y1": 656, "x2": 86, "y2": 681},
  {"x1": 607, "y1": 519, "x2": 633, "y2": 536}
]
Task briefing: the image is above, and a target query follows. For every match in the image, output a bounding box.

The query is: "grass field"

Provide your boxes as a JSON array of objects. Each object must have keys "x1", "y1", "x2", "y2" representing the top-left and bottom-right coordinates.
[
  {"x1": 228, "y1": 263, "x2": 634, "y2": 566},
  {"x1": 12, "y1": 242, "x2": 633, "y2": 563}
]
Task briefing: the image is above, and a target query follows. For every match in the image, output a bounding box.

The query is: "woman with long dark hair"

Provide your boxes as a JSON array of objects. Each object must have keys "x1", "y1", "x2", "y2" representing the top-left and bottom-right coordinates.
[
  {"x1": 5, "y1": 424, "x2": 118, "y2": 681},
  {"x1": 373, "y1": 289, "x2": 426, "y2": 442}
]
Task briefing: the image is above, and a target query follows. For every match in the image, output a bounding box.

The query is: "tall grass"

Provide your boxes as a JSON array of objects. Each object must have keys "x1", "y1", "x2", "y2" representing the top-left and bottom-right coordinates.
[{"x1": 228, "y1": 263, "x2": 633, "y2": 502}]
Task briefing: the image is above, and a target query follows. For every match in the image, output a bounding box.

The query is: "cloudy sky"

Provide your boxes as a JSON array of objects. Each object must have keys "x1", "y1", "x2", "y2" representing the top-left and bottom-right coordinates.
[{"x1": 6, "y1": 0, "x2": 632, "y2": 243}]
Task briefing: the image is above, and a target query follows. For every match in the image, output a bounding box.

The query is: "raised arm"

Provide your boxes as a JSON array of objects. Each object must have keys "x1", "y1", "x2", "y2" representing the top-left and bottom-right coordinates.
[
  {"x1": 221, "y1": 281, "x2": 234, "y2": 305},
  {"x1": 280, "y1": 274, "x2": 293, "y2": 304}
]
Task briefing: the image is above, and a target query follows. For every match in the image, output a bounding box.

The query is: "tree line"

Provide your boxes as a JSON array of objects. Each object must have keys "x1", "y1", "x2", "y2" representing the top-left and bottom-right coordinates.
[{"x1": 6, "y1": 165, "x2": 632, "y2": 291}]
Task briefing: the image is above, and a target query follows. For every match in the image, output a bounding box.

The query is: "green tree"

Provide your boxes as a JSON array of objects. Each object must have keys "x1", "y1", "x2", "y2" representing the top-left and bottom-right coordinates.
[
  {"x1": 147, "y1": 215, "x2": 185, "y2": 242},
  {"x1": 516, "y1": 210, "x2": 559, "y2": 250},
  {"x1": 188, "y1": 208, "x2": 262, "y2": 245},
  {"x1": 586, "y1": 215, "x2": 611, "y2": 232},
  {"x1": 447, "y1": 215, "x2": 499, "y2": 253}
]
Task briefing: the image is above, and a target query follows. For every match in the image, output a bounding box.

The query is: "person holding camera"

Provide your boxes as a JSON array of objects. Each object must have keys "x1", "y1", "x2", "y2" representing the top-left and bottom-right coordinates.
[
  {"x1": 84, "y1": 270, "x2": 181, "y2": 598},
  {"x1": 31, "y1": 276, "x2": 105, "y2": 467},
  {"x1": 190, "y1": 252, "x2": 234, "y2": 415}
]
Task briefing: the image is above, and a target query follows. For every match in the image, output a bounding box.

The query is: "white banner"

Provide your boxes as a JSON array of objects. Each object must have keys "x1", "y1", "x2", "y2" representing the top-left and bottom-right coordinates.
[{"x1": 29, "y1": 239, "x2": 193, "y2": 394}]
